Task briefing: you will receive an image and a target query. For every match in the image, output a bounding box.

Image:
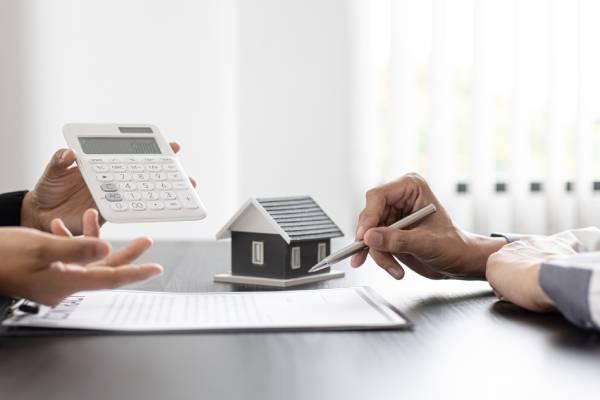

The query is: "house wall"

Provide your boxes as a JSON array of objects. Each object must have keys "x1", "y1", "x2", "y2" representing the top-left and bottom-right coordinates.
[{"x1": 231, "y1": 231, "x2": 331, "y2": 279}]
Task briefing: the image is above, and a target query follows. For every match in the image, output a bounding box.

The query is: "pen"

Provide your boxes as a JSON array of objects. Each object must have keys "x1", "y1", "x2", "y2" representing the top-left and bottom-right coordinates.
[{"x1": 308, "y1": 203, "x2": 437, "y2": 273}]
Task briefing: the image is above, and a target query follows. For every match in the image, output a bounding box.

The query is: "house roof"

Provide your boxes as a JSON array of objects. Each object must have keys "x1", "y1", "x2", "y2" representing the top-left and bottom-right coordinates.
[{"x1": 216, "y1": 196, "x2": 344, "y2": 244}]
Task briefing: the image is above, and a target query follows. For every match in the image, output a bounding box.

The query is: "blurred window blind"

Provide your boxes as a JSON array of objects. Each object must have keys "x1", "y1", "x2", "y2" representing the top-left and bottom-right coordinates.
[{"x1": 354, "y1": 0, "x2": 600, "y2": 234}]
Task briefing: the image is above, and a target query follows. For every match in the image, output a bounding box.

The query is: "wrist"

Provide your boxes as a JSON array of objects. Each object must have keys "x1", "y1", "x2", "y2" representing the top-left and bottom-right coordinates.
[
  {"x1": 464, "y1": 233, "x2": 507, "y2": 279},
  {"x1": 20, "y1": 192, "x2": 42, "y2": 231}
]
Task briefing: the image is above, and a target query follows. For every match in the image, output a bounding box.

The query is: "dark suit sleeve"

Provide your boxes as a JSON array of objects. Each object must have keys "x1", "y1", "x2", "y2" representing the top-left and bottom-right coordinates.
[{"x1": 0, "y1": 191, "x2": 28, "y2": 227}]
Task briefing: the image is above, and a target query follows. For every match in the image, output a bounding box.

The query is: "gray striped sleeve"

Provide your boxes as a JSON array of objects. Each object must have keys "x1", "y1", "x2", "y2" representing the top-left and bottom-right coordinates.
[{"x1": 539, "y1": 252, "x2": 600, "y2": 330}]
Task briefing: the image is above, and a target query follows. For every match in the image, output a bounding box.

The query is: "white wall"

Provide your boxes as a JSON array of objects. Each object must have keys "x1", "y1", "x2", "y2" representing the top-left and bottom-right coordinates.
[{"x1": 0, "y1": 0, "x2": 356, "y2": 240}]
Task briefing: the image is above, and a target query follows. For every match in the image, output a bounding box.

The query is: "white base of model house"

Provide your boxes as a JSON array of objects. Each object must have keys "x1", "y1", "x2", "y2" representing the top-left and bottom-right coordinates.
[{"x1": 213, "y1": 270, "x2": 345, "y2": 288}]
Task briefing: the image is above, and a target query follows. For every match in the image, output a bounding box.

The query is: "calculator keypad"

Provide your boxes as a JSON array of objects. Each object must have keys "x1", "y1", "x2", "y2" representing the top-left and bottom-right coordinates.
[{"x1": 88, "y1": 156, "x2": 199, "y2": 215}]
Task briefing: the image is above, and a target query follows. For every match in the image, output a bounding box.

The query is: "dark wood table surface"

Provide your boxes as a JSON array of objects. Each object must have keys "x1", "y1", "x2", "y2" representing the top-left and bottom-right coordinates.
[{"x1": 1, "y1": 240, "x2": 598, "y2": 400}]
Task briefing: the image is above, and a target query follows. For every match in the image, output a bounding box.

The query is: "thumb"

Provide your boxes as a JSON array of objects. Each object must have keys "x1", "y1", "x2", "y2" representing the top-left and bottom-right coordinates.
[
  {"x1": 38, "y1": 236, "x2": 111, "y2": 266},
  {"x1": 45, "y1": 148, "x2": 77, "y2": 177},
  {"x1": 364, "y1": 227, "x2": 429, "y2": 256}
]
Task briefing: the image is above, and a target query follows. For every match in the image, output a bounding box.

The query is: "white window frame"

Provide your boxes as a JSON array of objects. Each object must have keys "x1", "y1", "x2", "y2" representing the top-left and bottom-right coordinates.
[
  {"x1": 291, "y1": 246, "x2": 301, "y2": 270},
  {"x1": 317, "y1": 242, "x2": 327, "y2": 262},
  {"x1": 251, "y1": 241, "x2": 264, "y2": 266}
]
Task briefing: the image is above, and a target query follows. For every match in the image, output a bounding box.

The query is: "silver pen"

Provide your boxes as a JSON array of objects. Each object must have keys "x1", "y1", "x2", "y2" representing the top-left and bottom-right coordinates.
[{"x1": 308, "y1": 203, "x2": 437, "y2": 273}]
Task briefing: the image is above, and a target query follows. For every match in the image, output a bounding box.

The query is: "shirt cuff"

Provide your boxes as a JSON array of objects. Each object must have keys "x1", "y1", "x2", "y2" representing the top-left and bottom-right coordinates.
[
  {"x1": 490, "y1": 232, "x2": 523, "y2": 243},
  {"x1": 0, "y1": 191, "x2": 28, "y2": 227}
]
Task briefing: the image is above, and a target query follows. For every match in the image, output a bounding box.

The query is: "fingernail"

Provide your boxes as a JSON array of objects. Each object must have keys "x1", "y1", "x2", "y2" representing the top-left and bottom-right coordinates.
[
  {"x1": 389, "y1": 268, "x2": 403, "y2": 280},
  {"x1": 59, "y1": 150, "x2": 67, "y2": 162},
  {"x1": 367, "y1": 231, "x2": 383, "y2": 247},
  {"x1": 350, "y1": 255, "x2": 359, "y2": 268}
]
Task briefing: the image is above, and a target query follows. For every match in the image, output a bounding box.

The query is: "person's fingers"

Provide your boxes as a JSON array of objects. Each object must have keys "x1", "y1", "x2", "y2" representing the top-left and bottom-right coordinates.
[
  {"x1": 350, "y1": 248, "x2": 369, "y2": 268},
  {"x1": 82, "y1": 209, "x2": 101, "y2": 238},
  {"x1": 189, "y1": 177, "x2": 197, "y2": 188},
  {"x1": 169, "y1": 142, "x2": 181, "y2": 154},
  {"x1": 59, "y1": 262, "x2": 163, "y2": 291},
  {"x1": 92, "y1": 237, "x2": 153, "y2": 267},
  {"x1": 50, "y1": 218, "x2": 73, "y2": 238},
  {"x1": 356, "y1": 189, "x2": 388, "y2": 240},
  {"x1": 36, "y1": 236, "x2": 111, "y2": 266},
  {"x1": 44, "y1": 148, "x2": 78, "y2": 177},
  {"x1": 368, "y1": 249, "x2": 405, "y2": 279},
  {"x1": 363, "y1": 227, "x2": 430, "y2": 257},
  {"x1": 394, "y1": 253, "x2": 445, "y2": 279}
]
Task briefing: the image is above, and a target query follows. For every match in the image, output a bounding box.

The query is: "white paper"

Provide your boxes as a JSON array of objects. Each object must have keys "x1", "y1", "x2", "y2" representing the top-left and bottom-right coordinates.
[{"x1": 2, "y1": 287, "x2": 408, "y2": 332}]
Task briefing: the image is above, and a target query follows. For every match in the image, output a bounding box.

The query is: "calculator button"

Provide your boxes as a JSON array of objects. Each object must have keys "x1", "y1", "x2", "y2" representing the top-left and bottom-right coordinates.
[
  {"x1": 88, "y1": 158, "x2": 104, "y2": 164},
  {"x1": 92, "y1": 165, "x2": 109, "y2": 172},
  {"x1": 133, "y1": 173, "x2": 150, "y2": 181},
  {"x1": 143, "y1": 157, "x2": 157, "y2": 163},
  {"x1": 110, "y1": 164, "x2": 127, "y2": 172},
  {"x1": 148, "y1": 201, "x2": 165, "y2": 210},
  {"x1": 119, "y1": 182, "x2": 137, "y2": 192},
  {"x1": 114, "y1": 173, "x2": 132, "y2": 181},
  {"x1": 150, "y1": 172, "x2": 167, "y2": 181},
  {"x1": 160, "y1": 157, "x2": 173, "y2": 163},
  {"x1": 143, "y1": 192, "x2": 159, "y2": 201},
  {"x1": 160, "y1": 191, "x2": 177, "y2": 200},
  {"x1": 145, "y1": 164, "x2": 162, "y2": 172},
  {"x1": 177, "y1": 191, "x2": 199, "y2": 209},
  {"x1": 172, "y1": 181, "x2": 189, "y2": 190},
  {"x1": 163, "y1": 164, "x2": 178, "y2": 172},
  {"x1": 110, "y1": 202, "x2": 128, "y2": 212},
  {"x1": 100, "y1": 183, "x2": 118, "y2": 192},
  {"x1": 124, "y1": 192, "x2": 142, "y2": 201},
  {"x1": 96, "y1": 174, "x2": 113, "y2": 182},
  {"x1": 105, "y1": 192, "x2": 123, "y2": 202},
  {"x1": 128, "y1": 164, "x2": 145, "y2": 172},
  {"x1": 125, "y1": 157, "x2": 140, "y2": 163},
  {"x1": 168, "y1": 173, "x2": 184, "y2": 181},
  {"x1": 137, "y1": 182, "x2": 155, "y2": 191},
  {"x1": 129, "y1": 201, "x2": 146, "y2": 211},
  {"x1": 109, "y1": 158, "x2": 123, "y2": 163},
  {"x1": 155, "y1": 182, "x2": 172, "y2": 190},
  {"x1": 165, "y1": 200, "x2": 182, "y2": 210}
]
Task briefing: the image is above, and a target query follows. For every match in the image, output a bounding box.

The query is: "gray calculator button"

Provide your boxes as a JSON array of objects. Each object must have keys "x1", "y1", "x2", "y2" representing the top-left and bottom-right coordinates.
[
  {"x1": 150, "y1": 172, "x2": 167, "y2": 181},
  {"x1": 145, "y1": 164, "x2": 162, "y2": 172},
  {"x1": 148, "y1": 201, "x2": 165, "y2": 210},
  {"x1": 155, "y1": 181, "x2": 172, "y2": 190},
  {"x1": 128, "y1": 164, "x2": 145, "y2": 172},
  {"x1": 105, "y1": 193, "x2": 123, "y2": 202},
  {"x1": 160, "y1": 191, "x2": 177, "y2": 200},
  {"x1": 168, "y1": 172, "x2": 184, "y2": 181},
  {"x1": 93, "y1": 165, "x2": 109, "y2": 172},
  {"x1": 125, "y1": 157, "x2": 140, "y2": 163},
  {"x1": 114, "y1": 173, "x2": 132, "y2": 181},
  {"x1": 129, "y1": 201, "x2": 146, "y2": 211},
  {"x1": 172, "y1": 181, "x2": 188, "y2": 190},
  {"x1": 96, "y1": 173, "x2": 113, "y2": 182},
  {"x1": 165, "y1": 200, "x2": 182, "y2": 210},
  {"x1": 100, "y1": 183, "x2": 118, "y2": 192},
  {"x1": 133, "y1": 173, "x2": 150, "y2": 181},
  {"x1": 124, "y1": 192, "x2": 142, "y2": 201},
  {"x1": 143, "y1": 157, "x2": 157, "y2": 162},
  {"x1": 111, "y1": 164, "x2": 127, "y2": 172},
  {"x1": 119, "y1": 182, "x2": 137, "y2": 192},
  {"x1": 89, "y1": 158, "x2": 104, "y2": 164},
  {"x1": 177, "y1": 191, "x2": 199, "y2": 209},
  {"x1": 109, "y1": 158, "x2": 123, "y2": 163},
  {"x1": 160, "y1": 157, "x2": 173, "y2": 163},
  {"x1": 110, "y1": 202, "x2": 128, "y2": 212},
  {"x1": 137, "y1": 182, "x2": 155, "y2": 191},
  {"x1": 163, "y1": 164, "x2": 178, "y2": 172},
  {"x1": 143, "y1": 192, "x2": 159, "y2": 200}
]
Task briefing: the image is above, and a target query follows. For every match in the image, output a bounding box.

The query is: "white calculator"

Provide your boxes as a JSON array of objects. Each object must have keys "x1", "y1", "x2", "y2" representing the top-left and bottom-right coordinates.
[{"x1": 63, "y1": 123, "x2": 207, "y2": 223}]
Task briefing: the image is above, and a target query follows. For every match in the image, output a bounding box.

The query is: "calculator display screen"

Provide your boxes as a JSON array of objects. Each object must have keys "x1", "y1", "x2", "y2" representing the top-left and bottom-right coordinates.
[{"x1": 79, "y1": 137, "x2": 162, "y2": 154}]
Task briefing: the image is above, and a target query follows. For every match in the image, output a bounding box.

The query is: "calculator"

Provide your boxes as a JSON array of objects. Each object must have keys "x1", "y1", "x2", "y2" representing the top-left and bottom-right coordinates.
[{"x1": 63, "y1": 123, "x2": 207, "y2": 223}]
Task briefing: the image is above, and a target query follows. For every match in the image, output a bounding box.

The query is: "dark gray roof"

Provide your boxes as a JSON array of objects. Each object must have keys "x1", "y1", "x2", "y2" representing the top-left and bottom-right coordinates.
[{"x1": 256, "y1": 196, "x2": 344, "y2": 242}]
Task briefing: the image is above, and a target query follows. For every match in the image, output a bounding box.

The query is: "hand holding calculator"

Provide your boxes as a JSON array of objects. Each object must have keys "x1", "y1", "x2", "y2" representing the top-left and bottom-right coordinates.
[{"x1": 64, "y1": 124, "x2": 207, "y2": 223}]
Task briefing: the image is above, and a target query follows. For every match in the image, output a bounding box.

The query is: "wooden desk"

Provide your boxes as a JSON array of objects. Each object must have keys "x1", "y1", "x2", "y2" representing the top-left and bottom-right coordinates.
[{"x1": 1, "y1": 240, "x2": 598, "y2": 399}]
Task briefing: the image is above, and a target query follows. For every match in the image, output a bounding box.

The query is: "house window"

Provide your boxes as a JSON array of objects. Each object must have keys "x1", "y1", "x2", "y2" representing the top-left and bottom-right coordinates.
[
  {"x1": 291, "y1": 247, "x2": 301, "y2": 270},
  {"x1": 317, "y1": 242, "x2": 327, "y2": 262},
  {"x1": 252, "y1": 241, "x2": 264, "y2": 265}
]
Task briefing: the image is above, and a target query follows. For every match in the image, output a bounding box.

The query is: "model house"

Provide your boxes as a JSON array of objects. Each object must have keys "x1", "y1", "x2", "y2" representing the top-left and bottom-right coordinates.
[{"x1": 215, "y1": 196, "x2": 345, "y2": 287}]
